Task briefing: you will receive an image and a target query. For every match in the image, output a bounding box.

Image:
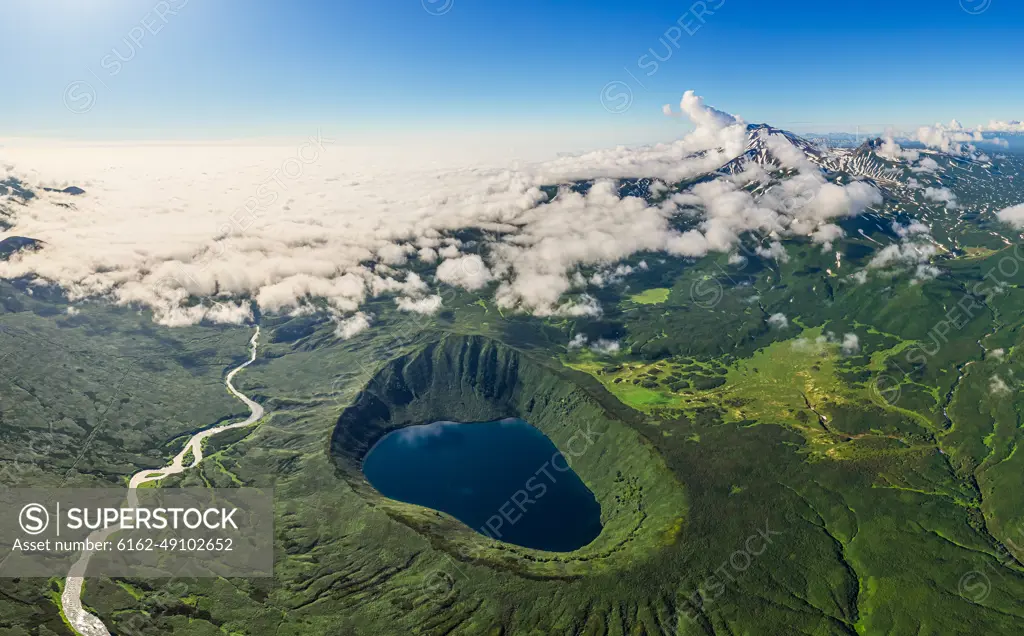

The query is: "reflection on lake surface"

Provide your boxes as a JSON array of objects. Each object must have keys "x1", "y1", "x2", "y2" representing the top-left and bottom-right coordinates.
[{"x1": 363, "y1": 418, "x2": 602, "y2": 552}]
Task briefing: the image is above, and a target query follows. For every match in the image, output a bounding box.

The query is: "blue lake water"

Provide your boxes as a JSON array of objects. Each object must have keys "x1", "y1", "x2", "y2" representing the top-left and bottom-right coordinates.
[{"x1": 362, "y1": 418, "x2": 602, "y2": 552}]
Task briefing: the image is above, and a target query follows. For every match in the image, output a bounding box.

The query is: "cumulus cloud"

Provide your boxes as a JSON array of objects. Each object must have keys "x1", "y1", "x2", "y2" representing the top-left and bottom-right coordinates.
[
  {"x1": 996, "y1": 204, "x2": 1024, "y2": 228},
  {"x1": 395, "y1": 294, "x2": 443, "y2": 314},
  {"x1": 152, "y1": 300, "x2": 254, "y2": 328},
  {"x1": 911, "y1": 157, "x2": 940, "y2": 173},
  {"x1": 378, "y1": 242, "x2": 413, "y2": 265},
  {"x1": 876, "y1": 136, "x2": 920, "y2": 162},
  {"x1": 893, "y1": 221, "x2": 930, "y2": 237},
  {"x1": 756, "y1": 241, "x2": 790, "y2": 262},
  {"x1": 980, "y1": 120, "x2": 1024, "y2": 133},
  {"x1": 588, "y1": 263, "x2": 637, "y2": 287},
  {"x1": 841, "y1": 333, "x2": 860, "y2": 355},
  {"x1": 567, "y1": 333, "x2": 621, "y2": 355},
  {"x1": 435, "y1": 254, "x2": 493, "y2": 291},
  {"x1": 923, "y1": 186, "x2": 958, "y2": 210},
  {"x1": 916, "y1": 122, "x2": 983, "y2": 156},
  {"x1": 435, "y1": 244, "x2": 459, "y2": 259},
  {"x1": 767, "y1": 312, "x2": 789, "y2": 329},
  {"x1": 567, "y1": 333, "x2": 588, "y2": 349},
  {"x1": 868, "y1": 238, "x2": 937, "y2": 270},
  {"x1": 335, "y1": 311, "x2": 372, "y2": 339},
  {"x1": 793, "y1": 330, "x2": 845, "y2": 352},
  {"x1": 663, "y1": 91, "x2": 744, "y2": 131},
  {"x1": 664, "y1": 229, "x2": 711, "y2": 258},
  {"x1": 990, "y1": 375, "x2": 1011, "y2": 395},
  {"x1": 589, "y1": 338, "x2": 621, "y2": 355},
  {"x1": 550, "y1": 294, "x2": 603, "y2": 317},
  {"x1": 913, "y1": 264, "x2": 942, "y2": 284},
  {"x1": 793, "y1": 330, "x2": 860, "y2": 355}
]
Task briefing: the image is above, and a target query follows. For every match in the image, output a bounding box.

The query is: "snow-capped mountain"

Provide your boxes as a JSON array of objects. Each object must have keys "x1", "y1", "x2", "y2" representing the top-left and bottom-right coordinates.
[
  {"x1": 709, "y1": 124, "x2": 911, "y2": 188},
  {"x1": 717, "y1": 124, "x2": 828, "y2": 175},
  {"x1": 711, "y1": 123, "x2": 1005, "y2": 192}
]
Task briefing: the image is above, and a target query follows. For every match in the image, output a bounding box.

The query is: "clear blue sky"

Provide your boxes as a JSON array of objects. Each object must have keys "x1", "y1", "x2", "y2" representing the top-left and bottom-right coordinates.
[{"x1": 2, "y1": 0, "x2": 1023, "y2": 145}]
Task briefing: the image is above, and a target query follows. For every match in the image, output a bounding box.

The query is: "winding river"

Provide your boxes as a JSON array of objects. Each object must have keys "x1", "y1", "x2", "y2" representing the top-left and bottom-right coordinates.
[{"x1": 60, "y1": 326, "x2": 264, "y2": 636}]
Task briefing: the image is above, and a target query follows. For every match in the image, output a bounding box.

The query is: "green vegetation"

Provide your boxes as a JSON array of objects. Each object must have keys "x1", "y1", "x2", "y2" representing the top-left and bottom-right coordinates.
[
  {"x1": 568, "y1": 325, "x2": 941, "y2": 461},
  {"x1": 331, "y1": 334, "x2": 688, "y2": 578},
  {"x1": 181, "y1": 446, "x2": 196, "y2": 468},
  {"x1": 628, "y1": 287, "x2": 671, "y2": 305},
  {"x1": 4, "y1": 184, "x2": 1024, "y2": 633}
]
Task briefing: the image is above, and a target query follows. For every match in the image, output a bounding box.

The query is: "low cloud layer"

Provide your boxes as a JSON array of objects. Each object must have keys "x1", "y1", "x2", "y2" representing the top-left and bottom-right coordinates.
[
  {"x1": 1, "y1": 92, "x2": 889, "y2": 328},
  {"x1": 980, "y1": 120, "x2": 1024, "y2": 133},
  {"x1": 913, "y1": 119, "x2": 1011, "y2": 160}
]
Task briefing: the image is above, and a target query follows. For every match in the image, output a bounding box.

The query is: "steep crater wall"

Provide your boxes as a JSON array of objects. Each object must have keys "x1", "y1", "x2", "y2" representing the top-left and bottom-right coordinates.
[{"x1": 331, "y1": 333, "x2": 688, "y2": 578}]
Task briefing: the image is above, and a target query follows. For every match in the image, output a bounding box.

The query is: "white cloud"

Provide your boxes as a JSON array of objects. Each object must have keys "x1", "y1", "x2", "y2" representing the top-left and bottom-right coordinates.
[
  {"x1": 996, "y1": 204, "x2": 1024, "y2": 229},
  {"x1": 378, "y1": 243, "x2": 413, "y2": 265},
  {"x1": 395, "y1": 294, "x2": 443, "y2": 314},
  {"x1": 567, "y1": 333, "x2": 620, "y2": 355},
  {"x1": 437, "y1": 244, "x2": 461, "y2": 259},
  {"x1": 589, "y1": 263, "x2": 636, "y2": 287},
  {"x1": 980, "y1": 120, "x2": 1024, "y2": 133},
  {"x1": 866, "y1": 225, "x2": 942, "y2": 285},
  {"x1": 911, "y1": 157, "x2": 940, "y2": 173},
  {"x1": 549, "y1": 294, "x2": 603, "y2": 317},
  {"x1": 663, "y1": 91, "x2": 744, "y2": 130},
  {"x1": 841, "y1": 333, "x2": 860, "y2": 355},
  {"x1": 768, "y1": 313, "x2": 789, "y2": 329},
  {"x1": 435, "y1": 255, "x2": 493, "y2": 291},
  {"x1": 756, "y1": 241, "x2": 789, "y2": 263},
  {"x1": 913, "y1": 264, "x2": 942, "y2": 284},
  {"x1": 990, "y1": 375, "x2": 1011, "y2": 395},
  {"x1": 795, "y1": 330, "x2": 860, "y2": 354},
  {"x1": 335, "y1": 312, "x2": 372, "y2": 339},
  {"x1": 590, "y1": 339, "x2": 621, "y2": 355},
  {"x1": 810, "y1": 223, "x2": 844, "y2": 251},
  {"x1": 664, "y1": 229, "x2": 710, "y2": 258},
  {"x1": 868, "y1": 239, "x2": 937, "y2": 270},
  {"x1": 915, "y1": 123, "x2": 982, "y2": 156},
  {"x1": 923, "y1": 187, "x2": 958, "y2": 210},
  {"x1": 893, "y1": 221, "x2": 929, "y2": 238},
  {"x1": 876, "y1": 136, "x2": 920, "y2": 162}
]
